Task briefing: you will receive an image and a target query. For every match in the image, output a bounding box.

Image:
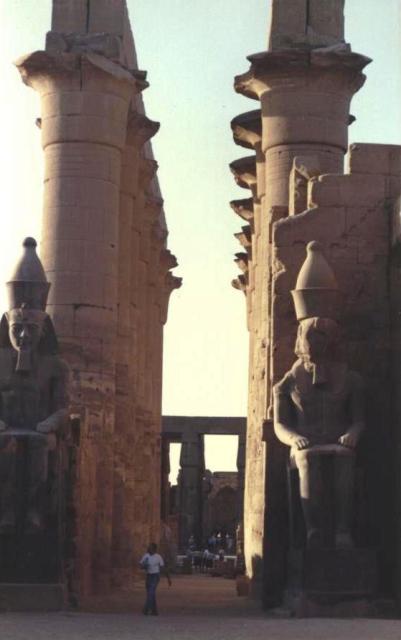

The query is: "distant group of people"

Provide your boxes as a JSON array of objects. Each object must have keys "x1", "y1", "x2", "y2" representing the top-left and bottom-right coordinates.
[
  {"x1": 206, "y1": 531, "x2": 234, "y2": 554},
  {"x1": 184, "y1": 530, "x2": 236, "y2": 572}
]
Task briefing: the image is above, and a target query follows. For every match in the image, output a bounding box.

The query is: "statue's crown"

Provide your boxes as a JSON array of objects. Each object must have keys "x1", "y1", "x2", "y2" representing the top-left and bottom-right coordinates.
[
  {"x1": 6, "y1": 238, "x2": 50, "y2": 311},
  {"x1": 291, "y1": 241, "x2": 342, "y2": 321}
]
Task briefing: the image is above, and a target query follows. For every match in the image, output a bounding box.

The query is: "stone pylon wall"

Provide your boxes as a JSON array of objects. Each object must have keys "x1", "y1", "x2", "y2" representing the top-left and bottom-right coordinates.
[
  {"x1": 17, "y1": 0, "x2": 181, "y2": 601},
  {"x1": 230, "y1": 0, "x2": 401, "y2": 607}
]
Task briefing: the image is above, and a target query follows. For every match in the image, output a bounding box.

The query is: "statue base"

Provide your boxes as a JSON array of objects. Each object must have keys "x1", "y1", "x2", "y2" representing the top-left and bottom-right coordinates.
[{"x1": 285, "y1": 548, "x2": 378, "y2": 617}]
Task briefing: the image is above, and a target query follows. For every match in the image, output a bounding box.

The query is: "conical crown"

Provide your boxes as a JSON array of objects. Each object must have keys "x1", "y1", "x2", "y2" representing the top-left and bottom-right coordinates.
[
  {"x1": 291, "y1": 241, "x2": 342, "y2": 321},
  {"x1": 6, "y1": 238, "x2": 50, "y2": 311}
]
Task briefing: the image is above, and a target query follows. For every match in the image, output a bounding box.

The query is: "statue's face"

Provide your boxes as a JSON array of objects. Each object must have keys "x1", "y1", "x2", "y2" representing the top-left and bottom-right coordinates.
[
  {"x1": 297, "y1": 318, "x2": 340, "y2": 364},
  {"x1": 302, "y1": 324, "x2": 329, "y2": 362},
  {"x1": 7, "y1": 310, "x2": 44, "y2": 353}
]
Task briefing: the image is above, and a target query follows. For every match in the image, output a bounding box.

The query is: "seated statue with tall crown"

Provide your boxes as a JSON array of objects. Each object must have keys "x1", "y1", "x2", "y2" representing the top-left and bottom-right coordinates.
[
  {"x1": 273, "y1": 241, "x2": 365, "y2": 550},
  {"x1": 0, "y1": 238, "x2": 69, "y2": 535}
]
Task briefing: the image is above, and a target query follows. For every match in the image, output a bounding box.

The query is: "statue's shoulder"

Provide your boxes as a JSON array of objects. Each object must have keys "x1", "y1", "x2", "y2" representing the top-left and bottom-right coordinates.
[
  {"x1": 42, "y1": 354, "x2": 70, "y2": 379},
  {"x1": 0, "y1": 347, "x2": 14, "y2": 369},
  {"x1": 273, "y1": 361, "x2": 300, "y2": 395}
]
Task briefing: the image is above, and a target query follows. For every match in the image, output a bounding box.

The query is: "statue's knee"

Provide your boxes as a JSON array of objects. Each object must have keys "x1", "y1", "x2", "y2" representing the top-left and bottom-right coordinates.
[{"x1": 294, "y1": 449, "x2": 313, "y2": 467}]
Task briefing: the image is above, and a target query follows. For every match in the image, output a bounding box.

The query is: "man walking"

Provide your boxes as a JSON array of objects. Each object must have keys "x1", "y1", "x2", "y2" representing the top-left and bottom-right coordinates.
[{"x1": 140, "y1": 542, "x2": 171, "y2": 615}]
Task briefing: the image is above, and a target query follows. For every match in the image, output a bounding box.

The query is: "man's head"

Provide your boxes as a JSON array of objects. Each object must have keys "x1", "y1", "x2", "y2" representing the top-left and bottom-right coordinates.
[{"x1": 148, "y1": 542, "x2": 158, "y2": 554}]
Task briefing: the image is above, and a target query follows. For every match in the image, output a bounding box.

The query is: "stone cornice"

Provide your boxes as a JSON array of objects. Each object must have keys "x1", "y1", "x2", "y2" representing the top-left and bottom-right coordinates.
[
  {"x1": 127, "y1": 111, "x2": 160, "y2": 147},
  {"x1": 231, "y1": 110, "x2": 262, "y2": 149},
  {"x1": 235, "y1": 47, "x2": 371, "y2": 100},
  {"x1": 230, "y1": 198, "x2": 254, "y2": 222},
  {"x1": 229, "y1": 156, "x2": 257, "y2": 189}
]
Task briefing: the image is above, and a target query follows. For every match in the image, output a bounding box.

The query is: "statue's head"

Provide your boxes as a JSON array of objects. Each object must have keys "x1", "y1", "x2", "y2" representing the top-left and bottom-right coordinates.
[
  {"x1": 6, "y1": 306, "x2": 47, "y2": 354},
  {"x1": 0, "y1": 238, "x2": 57, "y2": 369},
  {"x1": 291, "y1": 242, "x2": 345, "y2": 373},
  {"x1": 295, "y1": 317, "x2": 342, "y2": 365}
]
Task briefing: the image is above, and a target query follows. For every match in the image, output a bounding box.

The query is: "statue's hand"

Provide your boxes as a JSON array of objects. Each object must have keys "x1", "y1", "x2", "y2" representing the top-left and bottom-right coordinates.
[
  {"x1": 36, "y1": 419, "x2": 55, "y2": 434},
  {"x1": 338, "y1": 432, "x2": 358, "y2": 449},
  {"x1": 292, "y1": 436, "x2": 310, "y2": 450},
  {"x1": 0, "y1": 420, "x2": 7, "y2": 432}
]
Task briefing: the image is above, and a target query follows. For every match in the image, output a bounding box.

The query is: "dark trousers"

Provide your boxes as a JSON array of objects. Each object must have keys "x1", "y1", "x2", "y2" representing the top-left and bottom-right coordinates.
[{"x1": 144, "y1": 573, "x2": 160, "y2": 614}]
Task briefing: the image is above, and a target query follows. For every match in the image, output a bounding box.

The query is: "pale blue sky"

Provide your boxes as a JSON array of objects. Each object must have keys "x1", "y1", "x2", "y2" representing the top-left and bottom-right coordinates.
[{"x1": 0, "y1": 1, "x2": 400, "y2": 475}]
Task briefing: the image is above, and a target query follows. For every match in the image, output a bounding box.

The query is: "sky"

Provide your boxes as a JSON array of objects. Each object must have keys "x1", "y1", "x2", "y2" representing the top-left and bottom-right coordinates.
[{"x1": 0, "y1": 1, "x2": 400, "y2": 476}]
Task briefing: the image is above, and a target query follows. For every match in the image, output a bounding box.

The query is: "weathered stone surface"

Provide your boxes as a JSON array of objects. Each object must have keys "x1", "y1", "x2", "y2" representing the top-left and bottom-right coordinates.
[{"x1": 232, "y1": 0, "x2": 401, "y2": 613}]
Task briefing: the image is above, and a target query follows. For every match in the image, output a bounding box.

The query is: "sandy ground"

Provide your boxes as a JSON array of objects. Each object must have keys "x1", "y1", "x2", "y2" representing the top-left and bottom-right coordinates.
[{"x1": 1, "y1": 574, "x2": 400, "y2": 640}]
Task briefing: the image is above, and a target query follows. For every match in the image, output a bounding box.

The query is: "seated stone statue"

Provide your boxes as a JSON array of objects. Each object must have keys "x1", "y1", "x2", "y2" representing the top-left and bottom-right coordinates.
[
  {"x1": 0, "y1": 238, "x2": 69, "y2": 534},
  {"x1": 273, "y1": 242, "x2": 365, "y2": 549}
]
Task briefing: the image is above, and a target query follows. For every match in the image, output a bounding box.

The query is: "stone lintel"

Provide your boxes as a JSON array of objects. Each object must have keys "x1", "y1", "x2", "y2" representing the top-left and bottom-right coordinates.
[
  {"x1": 231, "y1": 110, "x2": 262, "y2": 149},
  {"x1": 230, "y1": 198, "x2": 254, "y2": 222},
  {"x1": 235, "y1": 47, "x2": 371, "y2": 100},
  {"x1": 127, "y1": 111, "x2": 160, "y2": 147},
  {"x1": 162, "y1": 415, "x2": 246, "y2": 437},
  {"x1": 230, "y1": 156, "x2": 257, "y2": 189}
]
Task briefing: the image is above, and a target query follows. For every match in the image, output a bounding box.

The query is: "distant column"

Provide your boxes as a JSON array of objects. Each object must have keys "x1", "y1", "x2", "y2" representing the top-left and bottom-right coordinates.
[{"x1": 179, "y1": 434, "x2": 204, "y2": 549}]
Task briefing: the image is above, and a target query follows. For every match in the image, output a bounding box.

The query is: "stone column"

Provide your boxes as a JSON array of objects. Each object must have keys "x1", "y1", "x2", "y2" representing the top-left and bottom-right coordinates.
[
  {"x1": 160, "y1": 436, "x2": 171, "y2": 522},
  {"x1": 232, "y1": 3, "x2": 371, "y2": 604},
  {"x1": 236, "y1": 434, "x2": 246, "y2": 523},
  {"x1": 178, "y1": 433, "x2": 205, "y2": 550},
  {"x1": 235, "y1": 49, "x2": 370, "y2": 215},
  {"x1": 16, "y1": 50, "x2": 143, "y2": 597},
  {"x1": 111, "y1": 110, "x2": 160, "y2": 588}
]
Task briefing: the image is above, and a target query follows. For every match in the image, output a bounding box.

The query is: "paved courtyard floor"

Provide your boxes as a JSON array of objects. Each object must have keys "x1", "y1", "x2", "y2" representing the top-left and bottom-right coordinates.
[{"x1": 1, "y1": 575, "x2": 401, "y2": 640}]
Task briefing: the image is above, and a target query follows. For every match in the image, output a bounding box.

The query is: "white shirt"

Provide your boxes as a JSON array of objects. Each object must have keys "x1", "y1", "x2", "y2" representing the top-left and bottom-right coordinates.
[{"x1": 140, "y1": 552, "x2": 164, "y2": 574}]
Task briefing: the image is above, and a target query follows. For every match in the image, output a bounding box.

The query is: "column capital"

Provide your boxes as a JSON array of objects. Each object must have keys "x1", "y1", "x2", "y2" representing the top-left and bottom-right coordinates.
[
  {"x1": 235, "y1": 47, "x2": 371, "y2": 101},
  {"x1": 232, "y1": 275, "x2": 248, "y2": 294},
  {"x1": 231, "y1": 110, "x2": 262, "y2": 150},
  {"x1": 234, "y1": 252, "x2": 249, "y2": 274},
  {"x1": 145, "y1": 195, "x2": 164, "y2": 223},
  {"x1": 159, "y1": 272, "x2": 182, "y2": 325},
  {"x1": 230, "y1": 198, "x2": 254, "y2": 222},
  {"x1": 126, "y1": 111, "x2": 160, "y2": 147},
  {"x1": 230, "y1": 156, "x2": 257, "y2": 190},
  {"x1": 16, "y1": 50, "x2": 145, "y2": 96},
  {"x1": 234, "y1": 226, "x2": 252, "y2": 253},
  {"x1": 139, "y1": 157, "x2": 158, "y2": 188}
]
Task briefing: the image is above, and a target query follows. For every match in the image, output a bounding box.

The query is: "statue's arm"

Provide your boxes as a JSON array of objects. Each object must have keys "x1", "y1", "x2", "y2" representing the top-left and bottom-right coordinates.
[
  {"x1": 273, "y1": 377, "x2": 309, "y2": 450},
  {"x1": 338, "y1": 372, "x2": 365, "y2": 449},
  {"x1": 36, "y1": 359, "x2": 70, "y2": 434}
]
